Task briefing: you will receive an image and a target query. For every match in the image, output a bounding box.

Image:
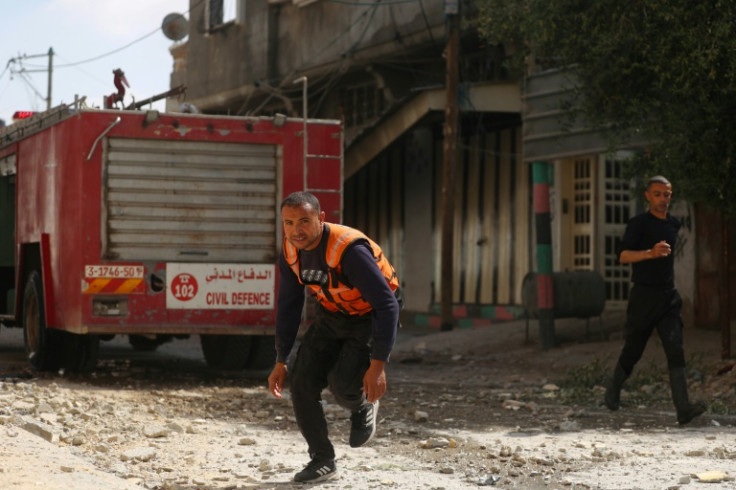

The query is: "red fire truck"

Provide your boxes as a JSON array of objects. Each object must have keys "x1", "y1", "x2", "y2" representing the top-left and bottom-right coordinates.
[{"x1": 0, "y1": 99, "x2": 342, "y2": 372}]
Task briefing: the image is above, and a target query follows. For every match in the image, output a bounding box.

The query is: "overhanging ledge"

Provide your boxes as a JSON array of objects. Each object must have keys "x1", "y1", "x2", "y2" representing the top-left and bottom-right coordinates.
[{"x1": 345, "y1": 82, "x2": 521, "y2": 179}]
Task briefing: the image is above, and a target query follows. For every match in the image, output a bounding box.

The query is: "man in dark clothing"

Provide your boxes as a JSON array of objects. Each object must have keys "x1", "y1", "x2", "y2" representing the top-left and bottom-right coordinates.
[
  {"x1": 604, "y1": 175, "x2": 705, "y2": 425},
  {"x1": 268, "y1": 191, "x2": 401, "y2": 483}
]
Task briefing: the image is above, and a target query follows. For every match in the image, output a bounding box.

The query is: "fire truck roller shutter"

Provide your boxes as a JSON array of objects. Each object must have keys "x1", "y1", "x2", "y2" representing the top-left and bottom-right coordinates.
[{"x1": 103, "y1": 138, "x2": 279, "y2": 263}]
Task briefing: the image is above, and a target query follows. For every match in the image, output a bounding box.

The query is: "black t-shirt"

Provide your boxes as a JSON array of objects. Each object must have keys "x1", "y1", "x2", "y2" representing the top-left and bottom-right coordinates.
[{"x1": 619, "y1": 211, "x2": 680, "y2": 287}]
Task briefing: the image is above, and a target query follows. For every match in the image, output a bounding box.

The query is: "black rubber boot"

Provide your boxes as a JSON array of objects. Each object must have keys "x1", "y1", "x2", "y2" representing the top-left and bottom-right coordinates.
[
  {"x1": 669, "y1": 367, "x2": 706, "y2": 425},
  {"x1": 604, "y1": 362, "x2": 629, "y2": 411}
]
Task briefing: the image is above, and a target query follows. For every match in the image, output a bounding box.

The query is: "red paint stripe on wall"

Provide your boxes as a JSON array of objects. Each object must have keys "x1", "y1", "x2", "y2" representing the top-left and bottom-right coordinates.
[
  {"x1": 536, "y1": 274, "x2": 554, "y2": 309},
  {"x1": 533, "y1": 183, "x2": 550, "y2": 213},
  {"x1": 453, "y1": 304, "x2": 468, "y2": 317}
]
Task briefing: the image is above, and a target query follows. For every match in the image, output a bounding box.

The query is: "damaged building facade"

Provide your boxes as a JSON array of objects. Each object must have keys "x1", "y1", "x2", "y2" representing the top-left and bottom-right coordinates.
[{"x1": 165, "y1": 0, "x2": 707, "y2": 328}]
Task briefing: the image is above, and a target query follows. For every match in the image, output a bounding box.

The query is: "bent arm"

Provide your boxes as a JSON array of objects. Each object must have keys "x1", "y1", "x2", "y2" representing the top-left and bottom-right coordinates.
[
  {"x1": 274, "y1": 255, "x2": 305, "y2": 363},
  {"x1": 619, "y1": 240, "x2": 670, "y2": 264},
  {"x1": 341, "y1": 244, "x2": 399, "y2": 362}
]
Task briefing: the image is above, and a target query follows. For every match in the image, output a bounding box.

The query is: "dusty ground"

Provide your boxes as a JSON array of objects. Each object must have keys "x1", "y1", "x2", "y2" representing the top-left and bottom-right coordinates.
[{"x1": 1, "y1": 311, "x2": 735, "y2": 489}]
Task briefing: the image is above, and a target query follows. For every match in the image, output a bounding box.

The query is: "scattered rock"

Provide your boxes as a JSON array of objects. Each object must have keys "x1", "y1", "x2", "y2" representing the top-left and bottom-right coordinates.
[
  {"x1": 21, "y1": 417, "x2": 59, "y2": 443},
  {"x1": 692, "y1": 470, "x2": 731, "y2": 483},
  {"x1": 121, "y1": 447, "x2": 157, "y2": 462},
  {"x1": 414, "y1": 410, "x2": 429, "y2": 422}
]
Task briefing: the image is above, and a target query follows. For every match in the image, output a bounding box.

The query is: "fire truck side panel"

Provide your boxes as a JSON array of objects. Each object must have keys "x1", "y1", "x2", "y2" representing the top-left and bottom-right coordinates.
[
  {"x1": 15, "y1": 117, "x2": 88, "y2": 330},
  {"x1": 0, "y1": 151, "x2": 18, "y2": 317}
]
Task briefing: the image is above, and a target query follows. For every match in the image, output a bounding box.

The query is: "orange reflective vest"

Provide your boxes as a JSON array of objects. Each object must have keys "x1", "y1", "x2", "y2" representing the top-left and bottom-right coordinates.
[{"x1": 283, "y1": 223, "x2": 400, "y2": 315}]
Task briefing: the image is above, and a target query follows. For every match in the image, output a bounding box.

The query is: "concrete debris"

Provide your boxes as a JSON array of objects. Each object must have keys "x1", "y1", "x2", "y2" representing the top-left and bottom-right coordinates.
[
  {"x1": 120, "y1": 446, "x2": 157, "y2": 462},
  {"x1": 414, "y1": 410, "x2": 429, "y2": 422},
  {"x1": 0, "y1": 316, "x2": 733, "y2": 489},
  {"x1": 502, "y1": 399, "x2": 525, "y2": 411},
  {"x1": 419, "y1": 437, "x2": 457, "y2": 449},
  {"x1": 558, "y1": 420, "x2": 581, "y2": 432},
  {"x1": 21, "y1": 416, "x2": 59, "y2": 443},
  {"x1": 143, "y1": 425, "x2": 170, "y2": 438},
  {"x1": 692, "y1": 470, "x2": 731, "y2": 483},
  {"x1": 477, "y1": 474, "x2": 501, "y2": 486}
]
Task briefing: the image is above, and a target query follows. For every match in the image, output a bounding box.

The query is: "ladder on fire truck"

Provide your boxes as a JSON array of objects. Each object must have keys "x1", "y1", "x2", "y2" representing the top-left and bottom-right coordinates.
[
  {"x1": 293, "y1": 76, "x2": 343, "y2": 222},
  {"x1": 0, "y1": 98, "x2": 85, "y2": 145},
  {"x1": 299, "y1": 119, "x2": 344, "y2": 223}
]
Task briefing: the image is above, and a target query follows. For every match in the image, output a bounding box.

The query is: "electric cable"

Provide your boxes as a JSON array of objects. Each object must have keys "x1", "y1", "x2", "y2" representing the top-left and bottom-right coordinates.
[
  {"x1": 344, "y1": 0, "x2": 381, "y2": 57},
  {"x1": 304, "y1": 0, "x2": 381, "y2": 115},
  {"x1": 55, "y1": 29, "x2": 160, "y2": 68},
  {"x1": 17, "y1": 70, "x2": 45, "y2": 101},
  {"x1": 55, "y1": 53, "x2": 109, "y2": 88},
  {"x1": 53, "y1": 0, "x2": 203, "y2": 69},
  {"x1": 417, "y1": 0, "x2": 435, "y2": 44}
]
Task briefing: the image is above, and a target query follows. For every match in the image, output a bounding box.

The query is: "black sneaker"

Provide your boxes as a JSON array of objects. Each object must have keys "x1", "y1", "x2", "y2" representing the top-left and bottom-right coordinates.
[
  {"x1": 349, "y1": 400, "x2": 379, "y2": 448},
  {"x1": 293, "y1": 459, "x2": 337, "y2": 483},
  {"x1": 677, "y1": 400, "x2": 706, "y2": 425}
]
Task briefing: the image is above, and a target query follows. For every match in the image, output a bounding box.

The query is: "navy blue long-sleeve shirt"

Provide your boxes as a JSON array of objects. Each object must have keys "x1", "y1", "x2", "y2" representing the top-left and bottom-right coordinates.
[{"x1": 275, "y1": 227, "x2": 399, "y2": 363}]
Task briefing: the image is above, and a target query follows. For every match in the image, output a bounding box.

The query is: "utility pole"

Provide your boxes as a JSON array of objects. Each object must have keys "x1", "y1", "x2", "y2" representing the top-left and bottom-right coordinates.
[
  {"x1": 440, "y1": 0, "x2": 459, "y2": 331},
  {"x1": 8, "y1": 47, "x2": 54, "y2": 111},
  {"x1": 47, "y1": 47, "x2": 54, "y2": 110}
]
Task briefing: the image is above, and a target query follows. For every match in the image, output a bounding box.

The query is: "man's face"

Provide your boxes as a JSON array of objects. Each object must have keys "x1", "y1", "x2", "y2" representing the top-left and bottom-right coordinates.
[
  {"x1": 645, "y1": 182, "x2": 672, "y2": 217},
  {"x1": 281, "y1": 203, "x2": 325, "y2": 251}
]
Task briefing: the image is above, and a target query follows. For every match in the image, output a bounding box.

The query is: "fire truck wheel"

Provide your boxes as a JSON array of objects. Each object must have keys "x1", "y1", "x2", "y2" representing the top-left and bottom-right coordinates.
[
  {"x1": 129, "y1": 335, "x2": 161, "y2": 352},
  {"x1": 61, "y1": 333, "x2": 100, "y2": 373},
  {"x1": 200, "y1": 334, "x2": 252, "y2": 370},
  {"x1": 248, "y1": 335, "x2": 276, "y2": 370},
  {"x1": 22, "y1": 270, "x2": 63, "y2": 371}
]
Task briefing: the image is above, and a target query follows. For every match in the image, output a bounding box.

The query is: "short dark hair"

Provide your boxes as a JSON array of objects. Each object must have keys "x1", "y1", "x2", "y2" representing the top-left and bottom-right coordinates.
[
  {"x1": 647, "y1": 175, "x2": 671, "y2": 189},
  {"x1": 280, "y1": 191, "x2": 321, "y2": 213}
]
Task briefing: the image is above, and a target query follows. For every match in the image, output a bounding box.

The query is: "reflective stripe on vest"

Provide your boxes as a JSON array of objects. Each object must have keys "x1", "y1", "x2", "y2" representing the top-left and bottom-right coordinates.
[{"x1": 283, "y1": 223, "x2": 399, "y2": 315}]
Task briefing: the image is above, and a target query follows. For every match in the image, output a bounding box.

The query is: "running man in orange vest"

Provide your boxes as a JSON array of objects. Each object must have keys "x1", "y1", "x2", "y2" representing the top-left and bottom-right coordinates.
[{"x1": 268, "y1": 191, "x2": 402, "y2": 483}]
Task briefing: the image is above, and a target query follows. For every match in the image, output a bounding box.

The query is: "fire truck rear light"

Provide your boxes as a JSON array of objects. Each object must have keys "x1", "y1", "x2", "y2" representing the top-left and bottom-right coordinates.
[{"x1": 93, "y1": 298, "x2": 129, "y2": 317}]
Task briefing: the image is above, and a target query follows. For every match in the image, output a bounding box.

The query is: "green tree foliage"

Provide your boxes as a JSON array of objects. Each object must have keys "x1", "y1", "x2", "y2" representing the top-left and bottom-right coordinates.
[{"x1": 476, "y1": 0, "x2": 736, "y2": 212}]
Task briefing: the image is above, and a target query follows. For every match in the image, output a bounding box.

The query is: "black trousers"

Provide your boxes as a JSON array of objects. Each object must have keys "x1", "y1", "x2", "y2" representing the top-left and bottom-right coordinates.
[
  {"x1": 289, "y1": 308, "x2": 372, "y2": 462},
  {"x1": 616, "y1": 284, "x2": 686, "y2": 374}
]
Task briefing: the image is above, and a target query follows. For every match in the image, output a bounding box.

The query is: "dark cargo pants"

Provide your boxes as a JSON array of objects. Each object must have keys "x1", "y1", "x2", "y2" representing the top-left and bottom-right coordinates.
[
  {"x1": 616, "y1": 284, "x2": 686, "y2": 374},
  {"x1": 289, "y1": 308, "x2": 372, "y2": 462}
]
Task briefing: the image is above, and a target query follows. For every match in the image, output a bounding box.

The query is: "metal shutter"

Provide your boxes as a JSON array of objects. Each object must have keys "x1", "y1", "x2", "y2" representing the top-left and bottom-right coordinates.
[{"x1": 102, "y1": 138, "x2": 280, "y2": 263}]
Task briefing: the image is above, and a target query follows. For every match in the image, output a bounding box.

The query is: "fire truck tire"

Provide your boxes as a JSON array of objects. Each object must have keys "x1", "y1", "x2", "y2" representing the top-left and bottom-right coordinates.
[
  {"x1": 200, "y1": 334, "x2": 252, "y2": 370},
  {"x1": 22, "y1": 270, "x2": 62, "y2": 371},
  {"x1": 247, "y1": 335, "x2": 276, "y2": 370},
  {"x1": 61, "y1": 333, "x2": 100, "y2": 373},
  {"x1": 129, "y1": 335, "x2": 161, "y2": 352}
]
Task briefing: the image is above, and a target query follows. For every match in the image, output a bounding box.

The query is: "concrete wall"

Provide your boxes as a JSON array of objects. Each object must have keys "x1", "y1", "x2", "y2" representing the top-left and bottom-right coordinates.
[
  {"x1": 183, "y1": 0, "x2": 445, "y2": 112},
  {"x1": 402, "y1": 128, "x2": 434, "y2": 311}
]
